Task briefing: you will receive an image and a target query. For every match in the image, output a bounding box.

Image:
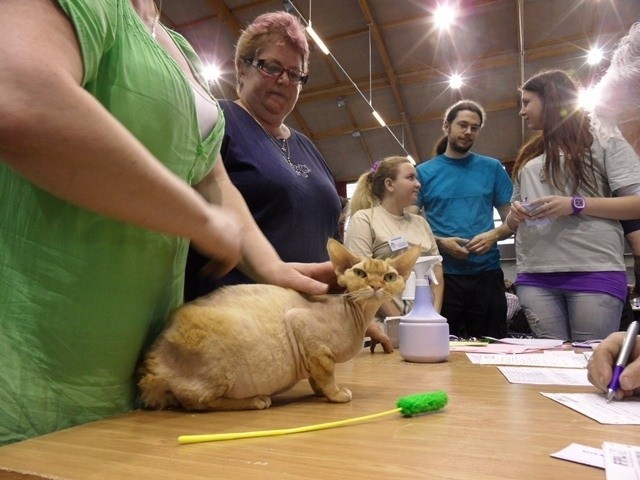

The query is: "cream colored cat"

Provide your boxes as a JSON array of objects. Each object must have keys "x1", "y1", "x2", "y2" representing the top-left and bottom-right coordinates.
[{"x1": 138, "y1": 239, "x2": 420, "y2": 411}]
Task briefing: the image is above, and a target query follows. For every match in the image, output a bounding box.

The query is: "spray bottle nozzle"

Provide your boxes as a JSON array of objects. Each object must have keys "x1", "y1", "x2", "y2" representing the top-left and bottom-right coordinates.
[{"x1": 413, "y1": 255, "x2": 442, "y2": 286}]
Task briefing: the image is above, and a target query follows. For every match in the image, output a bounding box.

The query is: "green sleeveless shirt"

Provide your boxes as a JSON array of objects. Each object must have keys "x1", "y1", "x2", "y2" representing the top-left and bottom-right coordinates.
[{"x1": 0, "y1": 0, "x2": 224, "y2": 444}]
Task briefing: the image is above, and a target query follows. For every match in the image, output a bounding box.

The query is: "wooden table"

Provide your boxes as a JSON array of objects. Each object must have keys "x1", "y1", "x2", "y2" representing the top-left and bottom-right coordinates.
[{"x1": 0, "y1": 350, "x2": 637, "y2": 480}]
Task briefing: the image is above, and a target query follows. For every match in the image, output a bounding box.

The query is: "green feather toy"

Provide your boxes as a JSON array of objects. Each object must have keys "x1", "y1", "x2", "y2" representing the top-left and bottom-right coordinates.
[{"x1": 178, "y1": 390, "x2": 448, "y2": 445}]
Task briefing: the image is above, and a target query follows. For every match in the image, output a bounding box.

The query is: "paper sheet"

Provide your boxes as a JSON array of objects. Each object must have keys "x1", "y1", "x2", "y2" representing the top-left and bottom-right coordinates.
[
  {"x1": 467, "y1": 351, "x2": 588, "y2": 368},
  {"x1": 541, "y1": 393, "x2": 640, "y2": 425},
  {"x1": 603, "y1": 442, "x2": 640, "y2": 480},
  {"x1": 487, "y1": 337, "x2": 565, "y2": 348},
  {"x1": 498, "y1": 366, "x2": 591, "y2": 385},
  {"x1": 550, "y1": 443, "x2": 605, "y2": 469},
  {"x1": 452, "y1": 344, "x2": 534, "y2": 354}
]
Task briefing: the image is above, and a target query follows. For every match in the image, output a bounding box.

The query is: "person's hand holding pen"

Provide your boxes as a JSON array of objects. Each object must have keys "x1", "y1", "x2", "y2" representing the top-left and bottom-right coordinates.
[{"x1": 587, "y1": 321, "x2": 640, "y2": 401}]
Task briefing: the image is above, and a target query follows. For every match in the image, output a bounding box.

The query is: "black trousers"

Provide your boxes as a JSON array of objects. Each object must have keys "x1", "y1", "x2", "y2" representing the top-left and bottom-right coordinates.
[{"x1": 442, "y1": 269, "x2": 508, "y2": 339}]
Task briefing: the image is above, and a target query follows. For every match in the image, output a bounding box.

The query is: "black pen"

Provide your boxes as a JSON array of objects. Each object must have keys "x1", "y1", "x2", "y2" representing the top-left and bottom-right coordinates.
[{"x1": 606, "y1": 321, "x2": 640, "y2": 402}]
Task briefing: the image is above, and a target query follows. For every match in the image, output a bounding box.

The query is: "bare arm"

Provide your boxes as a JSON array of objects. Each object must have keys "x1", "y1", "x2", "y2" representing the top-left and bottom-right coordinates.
[
  {"x1": 0, "y1": 0, "x2": 242, "y2": 267},
  {"x1": 524, "y1": 195, "x2": 640, "y2": 221},
  {"x1": 195, "y1": 160, "x2": 331, "y2": 294}
]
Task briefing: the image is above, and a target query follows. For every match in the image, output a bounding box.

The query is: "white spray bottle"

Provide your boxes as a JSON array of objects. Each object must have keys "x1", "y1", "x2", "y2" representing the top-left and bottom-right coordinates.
[{"x1": 399, "y1": 255, "x2": 450, "y2": 363}]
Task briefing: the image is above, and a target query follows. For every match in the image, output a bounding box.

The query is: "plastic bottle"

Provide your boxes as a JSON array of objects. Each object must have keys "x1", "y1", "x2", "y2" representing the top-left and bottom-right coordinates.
[{"x1": 399, "y1": 255, "x2": 450, "y2": 363}]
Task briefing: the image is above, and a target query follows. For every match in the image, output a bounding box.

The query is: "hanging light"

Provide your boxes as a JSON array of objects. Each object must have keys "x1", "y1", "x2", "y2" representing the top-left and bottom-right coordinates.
[
  {"x1": 306, "y1": 23, "x2": 330, "y2": 55},
  {"x1": 586, "y1": 47, "x2": 604, "y2": 65},
  {"x1": 449, "y1": 73, "x2": 463, "y2": 89},
  {"x1": 434, "y1": 4, "x2": 457, "y2": 30},
  {"x1": 372, "y1": 110, "x2": 386, "y2": 127}
]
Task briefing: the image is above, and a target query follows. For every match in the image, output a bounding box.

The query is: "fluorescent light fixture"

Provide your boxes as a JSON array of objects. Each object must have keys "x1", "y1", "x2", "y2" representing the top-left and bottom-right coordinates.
[
  {"x1": 407, "y1": 155, "x2": 416, "y2": 165},
  {"x1": 306, "y1": 24, "x2": 330, "y2": 55},
  {"x1": 372, "y1": 110, "x2": 386, "y2": 127}
]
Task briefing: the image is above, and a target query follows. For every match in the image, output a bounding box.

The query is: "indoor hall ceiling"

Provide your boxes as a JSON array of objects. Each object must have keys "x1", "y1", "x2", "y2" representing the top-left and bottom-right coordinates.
[{"x1": 159, "y1": 0, "x2": 640, "y2": 182}]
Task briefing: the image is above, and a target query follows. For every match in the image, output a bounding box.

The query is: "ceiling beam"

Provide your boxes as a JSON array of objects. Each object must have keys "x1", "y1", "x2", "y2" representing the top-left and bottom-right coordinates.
[{"x1": 357, "y1": 0, "x2": 419, "y2": 162}]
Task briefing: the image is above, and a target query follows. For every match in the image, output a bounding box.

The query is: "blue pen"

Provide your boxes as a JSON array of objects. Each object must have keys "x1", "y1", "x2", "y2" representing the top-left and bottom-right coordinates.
[{"x1": 606, "y1": 320, "x2": 640, "y2": 402}]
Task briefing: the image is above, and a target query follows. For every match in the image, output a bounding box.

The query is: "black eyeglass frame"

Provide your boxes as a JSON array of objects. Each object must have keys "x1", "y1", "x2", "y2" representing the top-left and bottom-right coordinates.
[{"x1": 243, "y1": 58, "x2": 309, "y2": 85}]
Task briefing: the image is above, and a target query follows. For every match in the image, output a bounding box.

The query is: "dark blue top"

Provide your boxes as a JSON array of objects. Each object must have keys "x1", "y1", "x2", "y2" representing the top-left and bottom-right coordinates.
[{"x1": 185, "y1": 100, "x2": 340, "y2": 299}]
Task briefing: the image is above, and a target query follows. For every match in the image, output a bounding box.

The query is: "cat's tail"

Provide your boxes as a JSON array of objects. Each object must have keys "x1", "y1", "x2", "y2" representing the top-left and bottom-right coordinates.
[{"x1": 138, "y1": 358, "x2": 180, "y2": 410}]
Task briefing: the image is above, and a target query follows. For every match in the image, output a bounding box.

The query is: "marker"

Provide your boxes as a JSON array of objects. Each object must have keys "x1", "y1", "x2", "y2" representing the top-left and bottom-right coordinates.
[{"x1": 606, "y1": 321, "x2": 640, "y2": 402}]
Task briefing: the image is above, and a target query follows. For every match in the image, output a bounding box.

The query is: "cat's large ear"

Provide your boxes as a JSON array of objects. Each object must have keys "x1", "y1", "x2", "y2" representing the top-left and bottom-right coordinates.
[
  {"x1": 390, "y1": 244, "x2": 421, "y2": 280},
  {"x1": 327, "y1": 238, "x2": 362, "y2": 276}
]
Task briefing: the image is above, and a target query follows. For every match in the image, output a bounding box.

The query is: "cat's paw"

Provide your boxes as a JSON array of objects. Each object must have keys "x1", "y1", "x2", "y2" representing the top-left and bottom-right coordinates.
[
  {"x1": 249, "y1": 395, "x2": 272, "y2": 409},
  {"x1": 326, "y1": 387, "x2": 352, "y2": 403}
]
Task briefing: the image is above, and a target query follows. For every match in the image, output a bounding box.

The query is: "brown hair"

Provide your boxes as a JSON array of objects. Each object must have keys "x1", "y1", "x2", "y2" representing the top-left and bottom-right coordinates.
[
  {"x1": 434, "y1": 100, "x2": 486, "y2": 155},
  {"x1": 349, "y1": 156, "x2": 413, "y2": 215},
  {"x1": 512, "y1": 70, "x2": 597, "y2": 195}
]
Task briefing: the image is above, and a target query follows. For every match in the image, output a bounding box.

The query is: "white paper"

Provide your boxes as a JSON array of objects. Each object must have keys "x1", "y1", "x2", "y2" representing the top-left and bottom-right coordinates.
[
  {"x1": 541, "y1": 393, "x2": 640, "y2": 425},
  {"x1": 603, "y1": 442, "x2": 640, "y2": 480},
  {"x1": 550, "y1": 443, "x2": 605, "y2": 469},
  {"x1": 492, "y1": 337, "x2": 564, "y2": 348},
  {"x1": 498, "y1": 366, "x2": 591, "y2": 385},
  {"x1": 467, "y1": 351, "x2": 588, "y2": 368},
  {"x1": 452, "y1": 344, "x2": 533, "y2": 354}
]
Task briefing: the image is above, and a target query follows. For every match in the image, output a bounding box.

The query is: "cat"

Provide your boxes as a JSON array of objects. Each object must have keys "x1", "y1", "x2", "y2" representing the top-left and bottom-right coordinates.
[{"x1": 138, "y1": 238, "x2": 420, "y2": 411}]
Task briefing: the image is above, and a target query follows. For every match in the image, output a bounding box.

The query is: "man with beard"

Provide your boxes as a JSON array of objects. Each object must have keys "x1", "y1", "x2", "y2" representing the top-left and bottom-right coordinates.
[{"x1": 409, "y1": 100, "x2": 513, "y2": 339}]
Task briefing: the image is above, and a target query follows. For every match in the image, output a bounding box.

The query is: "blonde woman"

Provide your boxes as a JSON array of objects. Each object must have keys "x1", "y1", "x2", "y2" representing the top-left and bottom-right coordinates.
[{"x1": 345, "y1": 156, "x2": 444, "y2": 350}]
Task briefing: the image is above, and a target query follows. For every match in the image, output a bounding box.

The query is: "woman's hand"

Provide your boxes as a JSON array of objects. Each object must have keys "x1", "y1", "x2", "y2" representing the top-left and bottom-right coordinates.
[
  {"x1": 525, "y1": 195, "x2": 572, "y2": 219},
  {"x1": 587, "y1": 332, "x2": 640, "y2": 400},
  {"x1": 366, "y1": 321, "x2": 394, "y2": 353}
]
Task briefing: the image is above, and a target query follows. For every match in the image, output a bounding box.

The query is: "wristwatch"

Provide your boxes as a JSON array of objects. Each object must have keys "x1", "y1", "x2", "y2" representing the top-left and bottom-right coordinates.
[{"x1": 571, "y1": 196, "x2": 586, "y2": 215}]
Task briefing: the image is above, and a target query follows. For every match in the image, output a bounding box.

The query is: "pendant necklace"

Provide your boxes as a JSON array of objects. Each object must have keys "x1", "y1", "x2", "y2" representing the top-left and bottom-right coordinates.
[
  {"x1": 263, "y1": 132, "x2": 311, "y2": 178},
  {"x1": 239, "y1": 101, "x2": 311, "y2": 178}
]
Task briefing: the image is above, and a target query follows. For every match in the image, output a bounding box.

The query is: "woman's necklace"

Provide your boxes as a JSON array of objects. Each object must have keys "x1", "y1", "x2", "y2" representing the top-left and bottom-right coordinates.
[
  {"x1": 151, "y1": 1, "x2": 162, "y2": 39},
  {"x1": 263, "y1": 132, "x2": 311, "y2": 178},
  {"x1": 238, "y1": 101, "x2": 311, "y2": 178}
]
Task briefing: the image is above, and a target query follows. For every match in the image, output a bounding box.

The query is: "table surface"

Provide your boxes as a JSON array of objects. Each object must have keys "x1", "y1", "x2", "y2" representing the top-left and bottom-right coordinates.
[{"x1": 0, "y1": 349, "x2": 637, "y2": 480}]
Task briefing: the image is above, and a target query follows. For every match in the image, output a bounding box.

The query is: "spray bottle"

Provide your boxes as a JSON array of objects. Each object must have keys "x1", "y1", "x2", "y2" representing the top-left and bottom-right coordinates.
[{"x1": 399, "y1": 255, "x2": 450, "y2": 363}]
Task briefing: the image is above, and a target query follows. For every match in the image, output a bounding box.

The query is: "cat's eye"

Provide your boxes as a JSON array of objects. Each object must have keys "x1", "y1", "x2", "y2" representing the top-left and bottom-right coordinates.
[
  {"x1": 352, "y1": 268, "x2": 367, "y2": 278},
  {"x1": 384, "y1": 272, "x2": 398, "y2": 282}
]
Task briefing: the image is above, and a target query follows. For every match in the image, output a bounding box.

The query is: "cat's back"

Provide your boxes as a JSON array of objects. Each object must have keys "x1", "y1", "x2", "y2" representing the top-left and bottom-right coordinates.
[
  {"x1": 163, "y1": 284, "x2": 316, "y2": 349},
  {"x1": 194, "y1": 283, "x2": 308, "y2": 309}
]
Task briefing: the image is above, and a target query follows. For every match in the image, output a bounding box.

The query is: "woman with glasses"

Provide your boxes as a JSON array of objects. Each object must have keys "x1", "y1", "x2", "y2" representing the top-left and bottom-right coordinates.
[
  {"x1": 185, "y1": 11, "x2": 393, "y2": 351},
  {"x1": 185, "y1": 11, "x2": 342, "y2": 299}
]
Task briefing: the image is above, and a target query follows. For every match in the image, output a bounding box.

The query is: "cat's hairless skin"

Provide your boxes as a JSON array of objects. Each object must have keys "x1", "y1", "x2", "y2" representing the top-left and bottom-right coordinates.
[{"x1": 139, "y1": 239, "x2": 420, "y2": 411}]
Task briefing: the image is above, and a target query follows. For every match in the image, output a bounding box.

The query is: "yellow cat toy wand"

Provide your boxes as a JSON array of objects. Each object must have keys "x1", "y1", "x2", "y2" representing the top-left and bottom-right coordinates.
[{"x1": 178, "y1": 390, "x2": 448, "y2": 445}]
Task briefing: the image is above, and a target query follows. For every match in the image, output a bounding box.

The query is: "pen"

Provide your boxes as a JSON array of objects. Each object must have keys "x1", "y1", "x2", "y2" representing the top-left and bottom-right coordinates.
[{"x1": 606, "y1": 320, "x2": 640, "y2": 402}]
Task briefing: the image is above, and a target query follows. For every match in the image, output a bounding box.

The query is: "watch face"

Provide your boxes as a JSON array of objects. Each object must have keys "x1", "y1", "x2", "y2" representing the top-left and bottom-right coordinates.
[{"x1": 574, "y1": 197, "x2": 586, "y2": 208}]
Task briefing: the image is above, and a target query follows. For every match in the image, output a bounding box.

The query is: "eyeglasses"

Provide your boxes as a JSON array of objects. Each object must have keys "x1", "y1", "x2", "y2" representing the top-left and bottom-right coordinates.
[{"x1": 244, "y1": 58, "x2": 308, "y2": 85}]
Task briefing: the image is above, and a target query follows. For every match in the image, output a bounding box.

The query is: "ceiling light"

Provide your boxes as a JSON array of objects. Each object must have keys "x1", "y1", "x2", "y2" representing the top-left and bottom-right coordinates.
[
  {"x1": 586, "y1": 47, "x2": 604, "y2": 65},
  {"x1": 306, "y1": 24, "x2": 330, "y2": 55},
  {"x1": 448, "y1": 73, "x2": 463, "y2": 89},
  {"x1": 434, "y1": 4, "x2": 457, "y2": 30},
  {"x1": 578, "y1": 85, "x2": 601, "y2": 111},
  {"x1": 372, "y1": 110, "x2": 386, "y2": 127},
  {"x1": 203, "y1": 64, "x2": 221, "y2": 83}
]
